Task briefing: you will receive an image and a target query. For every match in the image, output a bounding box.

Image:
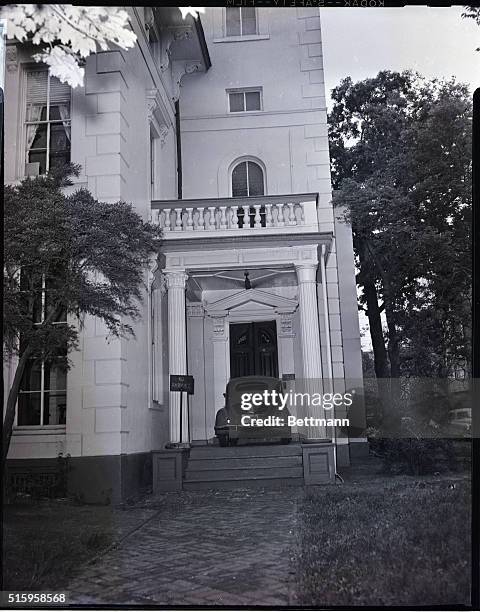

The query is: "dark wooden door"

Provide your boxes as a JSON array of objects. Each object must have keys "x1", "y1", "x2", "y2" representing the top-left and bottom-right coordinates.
[{"x1": 229, "y1": 321, "x2": 278, "y2": 378}]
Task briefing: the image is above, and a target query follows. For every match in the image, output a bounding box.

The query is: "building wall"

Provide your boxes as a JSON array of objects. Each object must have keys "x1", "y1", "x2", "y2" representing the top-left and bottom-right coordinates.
[{"x1": 3, "y1": 10, "x2": 179, "y2": 491}]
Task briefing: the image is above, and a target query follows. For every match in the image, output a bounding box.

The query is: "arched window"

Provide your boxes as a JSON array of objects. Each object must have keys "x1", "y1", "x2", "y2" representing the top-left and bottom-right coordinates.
[
  {"x1": 231, "y1": 159, "x2": 266, "y2": 228},
  {"x1": 232, "y1": 160, "x2": 264, "y2": 197}
]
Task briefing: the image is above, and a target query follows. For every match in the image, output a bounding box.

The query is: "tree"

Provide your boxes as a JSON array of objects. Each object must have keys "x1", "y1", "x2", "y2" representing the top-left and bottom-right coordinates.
[
  {"x1": 1, "y1": 5, "x2": 205, "y2": 88},
  {"x1": 1, "y1": 5, "x2": 137, "y2": 87},
  {"x1": 3, "y1": 166, "x2": 162, "y2": 463},
  {"x1": 462, "y1": 6, "x2": 480, "y2": 50},
  {"x1": 329, "y1": 72, "x2": 472, "y2": 381}
]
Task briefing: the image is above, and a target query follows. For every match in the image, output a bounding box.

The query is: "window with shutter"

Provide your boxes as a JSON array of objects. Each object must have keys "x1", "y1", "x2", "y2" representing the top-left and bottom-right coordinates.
[{"x1": 25, "y1": 68, "x2": 71, "y2": 176}]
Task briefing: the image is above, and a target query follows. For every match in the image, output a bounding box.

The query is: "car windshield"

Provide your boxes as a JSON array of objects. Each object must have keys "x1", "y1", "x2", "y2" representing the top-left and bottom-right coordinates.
[{"x1": 228, "y1": 379, "x2": 282, "y2": 404}]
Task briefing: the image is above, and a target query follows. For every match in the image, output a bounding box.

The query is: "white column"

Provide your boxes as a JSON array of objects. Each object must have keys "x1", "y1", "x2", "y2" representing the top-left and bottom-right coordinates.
[
  {"x1": 295, "y1": 264, "x2": 325, "y2": 439},
  {"x1": 166, "y1": 270, "x2": 188, "y2": 443},
  {"x1": 210, "y1": 313, "x2": 229, "y2": 434}
]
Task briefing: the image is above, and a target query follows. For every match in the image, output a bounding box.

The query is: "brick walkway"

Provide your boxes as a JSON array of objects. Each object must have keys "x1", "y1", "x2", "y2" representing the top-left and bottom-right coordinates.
[{"x1": 67, "y1": 488, "x2": 301, "y2": 606}]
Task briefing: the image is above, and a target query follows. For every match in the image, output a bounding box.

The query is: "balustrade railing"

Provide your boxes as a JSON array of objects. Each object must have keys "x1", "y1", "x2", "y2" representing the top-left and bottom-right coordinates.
[{"x1": 151, "y1": 194, "x2": 319, "y2": 236}]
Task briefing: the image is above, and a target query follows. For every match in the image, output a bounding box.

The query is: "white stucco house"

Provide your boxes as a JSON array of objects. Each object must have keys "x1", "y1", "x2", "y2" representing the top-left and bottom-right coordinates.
[{"x1": 4, "y1": 6, "x2": 366, "y2": 502}]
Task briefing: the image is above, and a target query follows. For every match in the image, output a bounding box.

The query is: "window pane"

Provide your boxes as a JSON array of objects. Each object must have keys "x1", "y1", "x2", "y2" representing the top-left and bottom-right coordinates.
[
  {"x1": 45, "y1": 269, "x2": 68, "y2": 322},
  {"x1": 43, "y1": 393, "x2": 67, "y2": 425},
  {"x1": 245, "y1": 91, "x2": 261, "y2": 111},
  {"x1": 18, "y1": 393, "x2": 41, "y2": 425},
  {"x1": 29, "y1": 122, "x2": 47, "y2": 150},
  {"x1": 44, "y1": 358, "x2": 67, "y2": 394},
  {"x1": 49, "y1": 103, "x2": 70, "y2": 121},
  {"x1": 226, "y1": 7, "x2": 241, "y2": 36},
  {"x1": 232, "y1": 162, "x2": 248, "y2": 197},
  {"x1": 229, "y1": 93, "x2": 244, "y2": 112},
  {"x1": 50, "y1": 122, "x2": 70, "y2": 152},
  {"x1": 242, "y1": 7, "x2": 257, "y2": 35},
  {"x1": 247, "y1": 162, "x2": 264, "y2": 196},
  {"x1": 20, "y1": 360, "x2": 42, "y2": 392}
]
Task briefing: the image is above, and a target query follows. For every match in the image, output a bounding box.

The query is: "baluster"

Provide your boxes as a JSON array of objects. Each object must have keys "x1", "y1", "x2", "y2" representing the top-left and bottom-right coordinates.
[
  {"x1": 197, "y1": 207, "x2": 205, "y2": 230},
  {"x1": 287, "y1": 202, "x2": 296, "y2": 225},
  {"x1": 277, "y1": 203, "x2": 285, "y2": 227},
  {"x1": 300, "y1": 203, "x2": 305, "y2": 224},
  {"x1": 253, "y1": 205, "x2": 262, "y2": 228},
  {"x1": 265, "y1": 204, "x2": 273, "y2": 228},
  {"x1": 231, "y1": 206, "x2": 239, "y2": 229},
  {"x1": 165, "y1": 209, "x2": 171, "y2": 231},
  {"x1": 174, "y1": 208, "x2": 183, "y2": 231},
  {"x1": 220, "y1": 206, "x2": 227, "y2": 230},
  {"x1": 186, "y1": 208, "x2": 194, "y2": 231},
  {"x1": 208, "y1": 207, "x2": 216, "y2": 230}
]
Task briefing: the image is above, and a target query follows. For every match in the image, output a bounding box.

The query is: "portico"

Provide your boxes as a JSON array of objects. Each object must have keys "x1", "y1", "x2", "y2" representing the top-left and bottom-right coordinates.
[{"x1": 151, "y1": 227, "x2": 335, "y2": 446}]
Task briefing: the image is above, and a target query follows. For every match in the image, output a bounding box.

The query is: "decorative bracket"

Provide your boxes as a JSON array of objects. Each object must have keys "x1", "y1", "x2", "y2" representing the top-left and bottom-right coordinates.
[
  {"x1": 6, "y1": 45, "x2": 18, "y2": 73},
  {"x1": 171, "y1": 61, "x2": 202, "y2": 102},
  {"x1": 147, "y1": 88, "x2": 170, "y2": 146}
]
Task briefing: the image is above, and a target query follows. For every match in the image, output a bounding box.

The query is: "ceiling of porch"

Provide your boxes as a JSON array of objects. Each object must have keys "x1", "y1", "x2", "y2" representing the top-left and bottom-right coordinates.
[{"x1": 186, "y1": 267, "x2": 297, "y2": 301}]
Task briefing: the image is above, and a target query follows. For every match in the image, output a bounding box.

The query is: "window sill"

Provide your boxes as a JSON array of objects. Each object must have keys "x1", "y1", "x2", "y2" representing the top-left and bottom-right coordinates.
[
  {"x1": 13, "y1": 425, "x2": 66, "y2": 436},
  {"x1": 213, "y1": 34, "x2": 270, "y2": 43}
]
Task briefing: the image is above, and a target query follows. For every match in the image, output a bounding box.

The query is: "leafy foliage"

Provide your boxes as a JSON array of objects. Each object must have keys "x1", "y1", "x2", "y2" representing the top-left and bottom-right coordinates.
[
  {"x1": 2, "y1": 5, "x2": 137, "y2": 86},
  {"x1": 329, "y1": 71, "x2": 472, "y2": 379},
  {"x1": 462, "y1": 5, "x2": 480, "y2": 50},
  {"x1": 4, "y1": 164, "x2": 162, "y2": 358},
  {"x1": 3, "y1": 165, "x2": 162, "y2": 460}
]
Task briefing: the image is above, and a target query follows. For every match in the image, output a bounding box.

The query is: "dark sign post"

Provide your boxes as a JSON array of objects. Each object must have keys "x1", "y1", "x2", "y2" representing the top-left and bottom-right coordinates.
[{"x1": 169, "y1": 375, "x2": 194, "y2": 446}]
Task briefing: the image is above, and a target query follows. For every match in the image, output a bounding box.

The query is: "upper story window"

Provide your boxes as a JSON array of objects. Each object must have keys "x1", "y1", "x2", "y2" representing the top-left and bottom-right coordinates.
[
  {"x1": 226, "y1": 7, "x2": 257, "y2": 37},
  {"x1": 228, "y1": 88, "x2": 262, "y2": 113},
  {"x1": 25, "y1": 68, "x2": 71, "y2": 176},
  {"x1": 232, "y1": 160, "x2": 265, "y2": 197}
]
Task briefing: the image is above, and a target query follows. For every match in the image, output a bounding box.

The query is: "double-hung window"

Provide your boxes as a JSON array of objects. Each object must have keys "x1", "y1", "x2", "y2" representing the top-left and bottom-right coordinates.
[
  {"x1": 226, "y1": 7, "x2": 257, "y2": 37},
  {"x1": 25, "y1": 68, "x2": 71, "y2": 176},
  {"x1": 17, "y1": 270, "x2": 68, "y2": 427},
  {"x1": 228, "y1": 89, "x2": 262, "y2": 113}
]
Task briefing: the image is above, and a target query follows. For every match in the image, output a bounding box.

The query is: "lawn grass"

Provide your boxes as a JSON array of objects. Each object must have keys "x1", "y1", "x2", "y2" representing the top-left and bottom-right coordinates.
[
  {"x1": 293, "y1": 477, "x2": 471, "y2": 606},
  {"x1": 2, "y1": 500, "x2": 157, "y2": 591}
]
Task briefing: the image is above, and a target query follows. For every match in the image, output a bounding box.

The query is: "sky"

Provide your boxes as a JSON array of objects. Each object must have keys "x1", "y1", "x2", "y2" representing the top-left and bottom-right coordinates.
[
  {"x1": 319, "y1": 6, "x2": 479, "y2": 349},
  {"x1": 320, "y1": 6, "x2": 480, "y2": 110}
]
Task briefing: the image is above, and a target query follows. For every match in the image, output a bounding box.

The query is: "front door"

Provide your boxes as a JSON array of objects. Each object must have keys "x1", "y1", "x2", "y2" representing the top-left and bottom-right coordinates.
[{"x1": 229, "y1": 321, "x2": 279, "y2": 378}]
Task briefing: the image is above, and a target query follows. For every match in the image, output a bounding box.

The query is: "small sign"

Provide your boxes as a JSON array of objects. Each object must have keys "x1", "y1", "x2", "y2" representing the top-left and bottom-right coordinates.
[
  {"x1": 282, "y1": 373, "x2": 296, "y2": 381},
  {"x1": 170, "y1": 374, "x2": 194, "y2": 395}
]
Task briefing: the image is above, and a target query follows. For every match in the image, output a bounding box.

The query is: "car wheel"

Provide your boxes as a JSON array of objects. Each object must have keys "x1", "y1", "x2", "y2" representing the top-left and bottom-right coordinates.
[
  {"x1": 218, "y1": 434, "x2": 229, "y2": 447},
  {"x1": 281, "y1": 438, "x2": 291, "y2": 445}
]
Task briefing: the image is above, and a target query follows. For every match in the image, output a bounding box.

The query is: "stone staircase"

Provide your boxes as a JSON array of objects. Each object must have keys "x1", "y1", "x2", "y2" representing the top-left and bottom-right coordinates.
[{"x1": 183, "y1": 443, "x2": 304, "y2": 490}]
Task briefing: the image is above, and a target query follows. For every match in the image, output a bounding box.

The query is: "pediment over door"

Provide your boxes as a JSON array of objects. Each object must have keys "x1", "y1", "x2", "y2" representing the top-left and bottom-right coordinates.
[{"x1": 205, "y1": 288, "x2": 298, "y2": 316}]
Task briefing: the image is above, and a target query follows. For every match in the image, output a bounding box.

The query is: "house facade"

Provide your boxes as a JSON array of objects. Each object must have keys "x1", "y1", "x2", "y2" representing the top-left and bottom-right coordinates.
[{"x1": 4, "y1": 6, "x2": 365, "y2": 503}]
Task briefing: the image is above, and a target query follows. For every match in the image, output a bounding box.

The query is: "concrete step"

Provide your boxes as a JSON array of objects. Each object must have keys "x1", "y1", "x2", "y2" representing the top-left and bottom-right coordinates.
[
  {"x1": 187, "y1": 455, "x2": 303, "y2": 471},
  {"x1": 183, "y1": 476, "x2": 304, "y2": 491},
  {"x1": 185, "y1": 465, "x2": 304, "y2": 481},
  {"x1": 189, "y1": 443, "x2": 302, "y2": 460}
]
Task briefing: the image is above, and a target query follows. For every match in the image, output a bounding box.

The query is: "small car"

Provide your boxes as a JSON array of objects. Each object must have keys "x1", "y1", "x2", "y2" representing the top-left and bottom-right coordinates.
[
  {"x1": 215, "y1": 375, "x2": 292, "y2": 447},
  {"x1": 448, "y1": 408, "x2": 472, "y2": 437}
]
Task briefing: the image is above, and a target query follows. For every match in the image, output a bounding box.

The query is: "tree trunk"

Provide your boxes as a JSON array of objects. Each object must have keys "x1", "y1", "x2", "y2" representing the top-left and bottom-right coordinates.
[
  {"x1": 385, "y1": 305, "x2": 401, "y2": 378},
  {"x1": 2, "y1": 345, "x2": 33, "y2": 467},
  {"x1": 356, "y1": 238, "x2": 390, "y2": 379}
]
